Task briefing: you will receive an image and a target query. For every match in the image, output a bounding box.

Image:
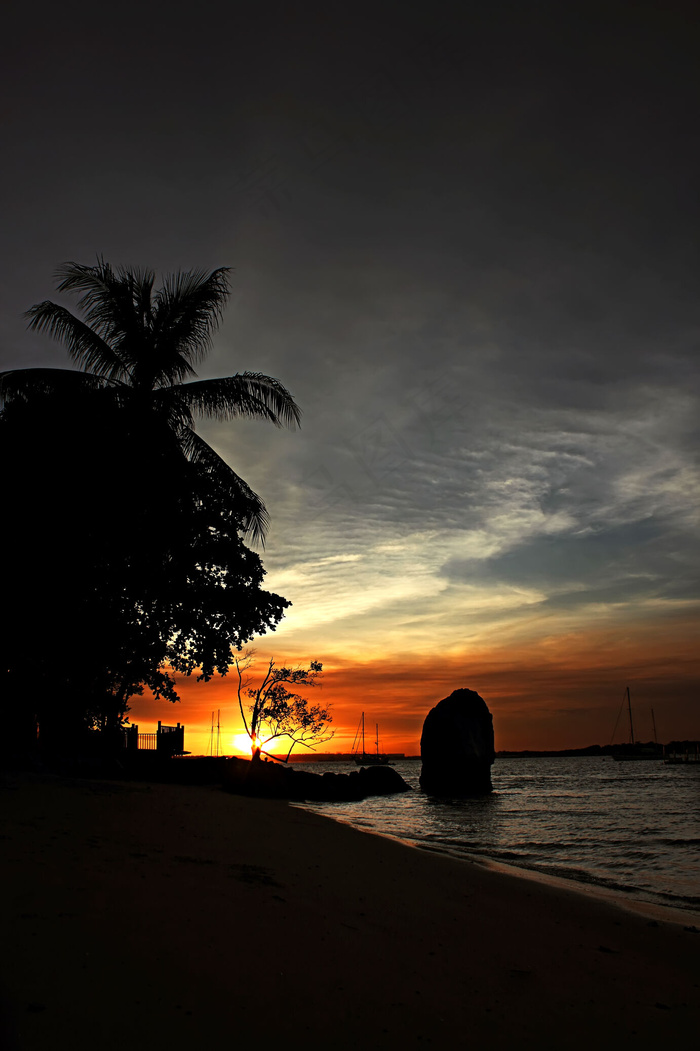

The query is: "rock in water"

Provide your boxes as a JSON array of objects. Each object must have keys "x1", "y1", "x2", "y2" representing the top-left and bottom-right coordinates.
[
  {"x1": 222, "y1": 756, "x2": 411, "y2": 801},
  {"x1": 420, "y1": 689, "x2": 495, "y2": 795},
  {"x1": 356, "y1": 765, "x2": 411, "y2": 797}
]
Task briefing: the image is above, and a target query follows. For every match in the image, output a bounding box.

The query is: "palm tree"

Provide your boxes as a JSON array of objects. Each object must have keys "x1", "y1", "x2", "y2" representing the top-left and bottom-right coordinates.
[{"x1": 0, "y1": 260, "x2": 301, "y2": 543}]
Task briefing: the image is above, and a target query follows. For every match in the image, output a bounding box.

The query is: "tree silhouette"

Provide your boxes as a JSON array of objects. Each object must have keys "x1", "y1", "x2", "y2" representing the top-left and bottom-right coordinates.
[
  {"x1": 1, "y1": 260, "x2": 301, "y2": 543},
  {"x1": 235, "y1": 652, "x2": 334, "y2": 762},
  {"x1": 0, "y1": 262, "x2": 300, "y2": 757}
]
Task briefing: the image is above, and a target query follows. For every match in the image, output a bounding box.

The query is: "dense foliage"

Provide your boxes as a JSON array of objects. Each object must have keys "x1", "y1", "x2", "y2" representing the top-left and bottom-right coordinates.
[{"x1": 0, "y1": 262, "x2": 298, "y2": 753}]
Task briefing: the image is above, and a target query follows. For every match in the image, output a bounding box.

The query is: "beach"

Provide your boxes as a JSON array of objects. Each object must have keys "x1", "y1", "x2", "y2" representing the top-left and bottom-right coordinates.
[{"x1": 2, "y1": 773, "x2": 698, "y2": 1049}]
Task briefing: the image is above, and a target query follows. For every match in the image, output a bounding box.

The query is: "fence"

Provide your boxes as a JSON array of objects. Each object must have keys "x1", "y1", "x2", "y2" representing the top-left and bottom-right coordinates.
[{"x1": 123, "y1": 721, "x2": 185, "y2": 757}]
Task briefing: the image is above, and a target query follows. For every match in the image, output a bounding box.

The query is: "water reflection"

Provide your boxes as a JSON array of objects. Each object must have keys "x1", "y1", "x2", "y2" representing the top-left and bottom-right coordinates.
[{"x1": 293, "y1": 757, "x2": 700, "y2": 910}]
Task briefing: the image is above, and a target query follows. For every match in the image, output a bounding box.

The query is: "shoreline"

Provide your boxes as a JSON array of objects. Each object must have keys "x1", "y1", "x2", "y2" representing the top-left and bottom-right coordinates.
[
  {"x1": 448, "y1": 850, "x2": 700, "y2": 927},
  {"x1": 474, "y1": 854, "x2": 700, "y2": 927},
  {"x1": 3, "y1": 773, "x2": 699, "y2": 1048},
  {"x1": 301, "y1": 805, "x2": 700, "y2": 928}
]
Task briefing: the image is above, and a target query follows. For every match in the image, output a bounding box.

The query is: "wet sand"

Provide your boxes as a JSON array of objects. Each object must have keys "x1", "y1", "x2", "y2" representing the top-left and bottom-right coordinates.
[{"x1": 2, "y1": 773, "x2": 698, "y2": 1049}]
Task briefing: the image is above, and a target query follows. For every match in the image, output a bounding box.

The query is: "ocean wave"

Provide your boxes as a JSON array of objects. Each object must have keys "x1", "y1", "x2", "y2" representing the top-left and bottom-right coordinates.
[{"x1": 301, "y1": 757, "x2": 700, "y2": 912}]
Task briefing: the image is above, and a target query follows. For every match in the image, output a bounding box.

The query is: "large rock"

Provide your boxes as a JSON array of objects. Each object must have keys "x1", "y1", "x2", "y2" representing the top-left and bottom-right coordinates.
[{"x1": 420, "y1": 689, "x2": 495, "y2": 795}]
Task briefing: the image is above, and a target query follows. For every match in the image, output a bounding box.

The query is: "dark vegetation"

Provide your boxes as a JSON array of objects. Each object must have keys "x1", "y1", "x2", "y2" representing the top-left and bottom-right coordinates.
[
  {"x1": 1, "y1": 261, "x2": 299, "y2": 759},
  {"x1": 234, "y1": 652, "x2": 334, "y2": 761}
]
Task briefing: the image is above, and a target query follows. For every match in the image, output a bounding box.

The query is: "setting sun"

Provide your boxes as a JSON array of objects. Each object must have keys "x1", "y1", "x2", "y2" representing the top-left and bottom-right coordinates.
[{"x1": 232, "y1": 732, "x2": 254, "y2": 756}]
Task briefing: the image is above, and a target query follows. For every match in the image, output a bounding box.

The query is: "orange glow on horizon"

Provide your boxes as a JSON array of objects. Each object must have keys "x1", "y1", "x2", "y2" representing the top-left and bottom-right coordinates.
[
  {"x1": 126, "y1": 612, "x2": 700, "y2": 755},
  {"x1": 232, "y1": 732, "x2": 254, "y2": 756}
]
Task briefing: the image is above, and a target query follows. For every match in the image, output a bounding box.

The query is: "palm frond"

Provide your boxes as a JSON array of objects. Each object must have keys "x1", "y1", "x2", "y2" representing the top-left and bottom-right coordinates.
[
  {"x1": 167, "y1": 373, "x2": 302, "y2": 428},
  {"x1": 148, "y1": 349, "x2": 199, "y2": 390},
  {"x1": 24, "y1": 302, "x2": 129, "y2": 380},
  {"x1": 179, "y1": 428, "x2": 270, "y2": 545},
  {"x1": 55, "y1": 260, "x2": 140, "y2": 338},
  {"x1": 132, "y1": 267, "x2": 155, "y2": 328},
  {"x1": 0, "y1": 367, "x2": 114, "y2": 408},
  {"x1": 54, "y1": 260, "x2": 157, "y2": 377},
  {"x1": 149, "y1": 385, "x2": 197, "y2": 433},
  {"x1": 151, "y1": 268, "x2": 231, "y2": 375}
]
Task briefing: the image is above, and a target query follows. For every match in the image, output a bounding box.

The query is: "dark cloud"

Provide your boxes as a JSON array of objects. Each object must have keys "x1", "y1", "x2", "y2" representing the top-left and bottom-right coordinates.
[{"x1": 441, "y1": 515, "x2": 700, "y2": 603}]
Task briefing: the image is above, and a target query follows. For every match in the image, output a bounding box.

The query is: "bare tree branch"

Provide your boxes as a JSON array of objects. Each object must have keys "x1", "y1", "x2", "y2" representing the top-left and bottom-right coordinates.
[{"x1": 235, "y1": 654, "x2": 332, "y2": 761}]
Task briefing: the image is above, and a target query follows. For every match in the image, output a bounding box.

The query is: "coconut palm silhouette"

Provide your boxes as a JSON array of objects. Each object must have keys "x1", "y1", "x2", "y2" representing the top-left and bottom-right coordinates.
[{"x1": 0, "y1": 260, "x2": 300, "y2": 542}]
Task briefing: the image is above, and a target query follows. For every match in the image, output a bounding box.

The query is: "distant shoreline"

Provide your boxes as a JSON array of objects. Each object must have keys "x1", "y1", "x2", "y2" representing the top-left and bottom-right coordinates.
[{"x1": 276, "y1": 744, "x2": 697, "y2": 762}]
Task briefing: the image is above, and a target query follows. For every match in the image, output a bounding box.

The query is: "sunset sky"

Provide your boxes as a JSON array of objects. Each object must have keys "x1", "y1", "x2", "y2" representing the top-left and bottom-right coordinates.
[{"x1": 2, "y1": 1, "x2": 698, "y2": 753}]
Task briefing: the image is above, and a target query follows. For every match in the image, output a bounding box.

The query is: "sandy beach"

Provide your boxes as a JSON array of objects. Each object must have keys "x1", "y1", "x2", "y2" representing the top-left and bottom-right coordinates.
[{"x1": 2, "y1": 772, "x2": 698, "y2": 1049}]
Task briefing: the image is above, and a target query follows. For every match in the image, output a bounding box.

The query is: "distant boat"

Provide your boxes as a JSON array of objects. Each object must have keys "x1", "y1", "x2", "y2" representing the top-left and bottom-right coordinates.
[
  {"x1": 352, "y1": 712, "x2": 390, "y2": 765},
  {"x1": 612, "y1": 687, "x2": 662, "y2": 761}
]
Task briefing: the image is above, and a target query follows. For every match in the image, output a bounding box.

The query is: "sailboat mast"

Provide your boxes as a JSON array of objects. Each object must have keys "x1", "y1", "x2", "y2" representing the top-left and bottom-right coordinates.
[
  {"x1": 376, "y1": 723, "x2": 379, "y2": 755},
  {"x1": 651, "y1": 708, "x2": 658, "y2": 745},
  {"x1": 362, "y1": 712, "x2": 365, "y2": 758},
  {"x1": 626, "y1": 686, "x2": 635, "y2": 745}
]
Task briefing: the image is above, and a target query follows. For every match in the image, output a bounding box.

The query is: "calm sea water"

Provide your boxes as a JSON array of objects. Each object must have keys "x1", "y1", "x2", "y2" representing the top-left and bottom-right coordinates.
[{"x1": 293, "y1": 757, "x2": 700, "y2": 914}]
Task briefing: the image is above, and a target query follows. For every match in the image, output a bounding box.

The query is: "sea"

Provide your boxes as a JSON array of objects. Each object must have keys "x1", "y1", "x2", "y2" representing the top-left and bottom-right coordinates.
[{"x1": 292, "y1": 757, "x2": 700, "y2": 916}]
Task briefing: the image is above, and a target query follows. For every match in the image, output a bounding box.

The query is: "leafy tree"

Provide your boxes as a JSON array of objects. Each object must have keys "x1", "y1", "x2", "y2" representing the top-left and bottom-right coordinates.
[
  {"x1": 0, "y1": 262, "x2": 299, "y2": 755},
  {"x1": 235, "y1": 652, "x2": 334, "y2": 762}
]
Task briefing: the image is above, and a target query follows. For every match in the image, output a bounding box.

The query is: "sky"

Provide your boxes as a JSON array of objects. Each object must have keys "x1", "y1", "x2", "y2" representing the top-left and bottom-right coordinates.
[{"x1": 2, "y1": 0, "x2": 698, "y2": 754}]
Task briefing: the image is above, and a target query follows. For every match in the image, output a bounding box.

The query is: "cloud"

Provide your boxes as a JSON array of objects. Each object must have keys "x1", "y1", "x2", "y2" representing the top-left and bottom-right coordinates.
[{"x1": 3, "y1": 1, "x2": 699, "y2": 747}]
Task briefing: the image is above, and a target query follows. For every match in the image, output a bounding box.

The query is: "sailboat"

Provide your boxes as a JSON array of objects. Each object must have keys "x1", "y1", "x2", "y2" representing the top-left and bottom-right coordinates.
[
  {"x1": 612, "y1": 687, "x2": 662, "y2": 761},
  {"x1": 352, "y1": 712, "x2": 390, "y2": 765}
]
